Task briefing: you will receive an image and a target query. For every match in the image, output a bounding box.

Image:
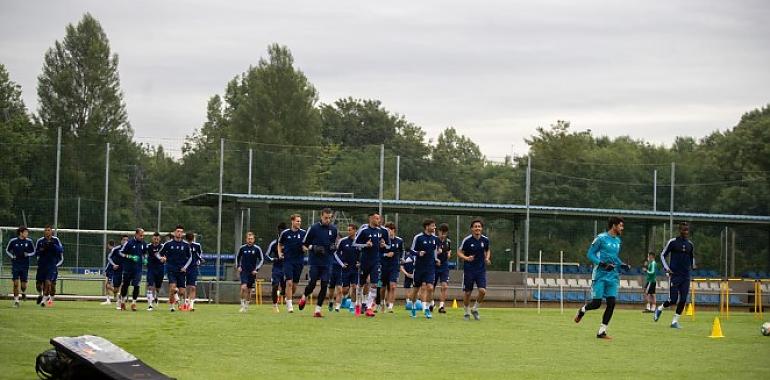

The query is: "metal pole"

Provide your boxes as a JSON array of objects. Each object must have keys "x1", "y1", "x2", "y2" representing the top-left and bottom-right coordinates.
[
  {"x1": 537, "y1": 249, "x2": 542, "y2": 314},
  {"x1": 456, "y1": 215, "x2": 460, "y2": 268},
  {"x1": 53, "y1": 127, "x2": 62, "y2": 231},
  {"x1": 653, "y1": 169, "x2": 657, "y2": 211},
  {"x1": 216, "y1": 138, "x2": 224, "y2": 303},
  {"x1": 247, "y1": 148, "x2": 253, "y2": 231},
  {"x1": 378, "y1": 144, "x2": 384, "y2": 216},
  {"x1": 76, "y1": 197, "x2": 80, "y2": 271},
  {"x1": 395, "y1": 155, "x2": 400, "y2": 227},
  {"x1": 560, "y1": 250, "x2": 564, "y2": 314},
  {"x1": 724, "y1": 227, "x2": 728, "y2": 279},
  {"x1": 730, "y1": 229, "x2": 735, "y2": 277},
  {"x1": 157, "y1": 201, "x2": 161, "y2": 232},
  {"x1": 524, "y1": 155, "x2": 531, "y2": 304},
  {"x1": 669, "y1": 162, "x2": 675, "y2": 237},
  {"x1": 102, "y1": 143, "x2": 110, "y2": 269}
]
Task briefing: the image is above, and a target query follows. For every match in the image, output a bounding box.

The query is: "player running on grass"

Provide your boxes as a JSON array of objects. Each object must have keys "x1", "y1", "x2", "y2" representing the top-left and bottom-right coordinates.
[
  {"x1": 265, "y1": 223, "x2": 287, "y2": 313},
  {"x1": 433, "y1": 223, "x2": 452, "y2": 313},
  {"x1": 654, "y1": 222, "x2": 695, "y2": 329},
  {"x1": 353, "y1": 212, "x2": 389, "y2": 317},
  {"x1": 408, "y1": 219, "x2": 440, "y2": 319},
  {"x1": 145, "y1": 232, "x2": 165, "y2": 311},
  {"x1": 278, "y1": 214, "x2": 306, "y2": 313},
  {"x1": 574, "y1": 216, "x2": 631, "y2": 339},
  {"x1": 6, "y1": 226, "x2": 35, "y2": 308},
  {"x1": 401, "y1": 242, "x2": 416, "y2": 310},
  {"x1": 184, "y1": 232, "x2": 204, "y2": 311},
  {"x1": 457, "y1": 219, "x2": 491, "y2": 321},
  {"x1": 103, "y1": 236, "x2": 128, "y2": 306},
  {"x1": 334, "y1": 223, "x2": 359, "y2": 312},
  {"x1": 381, "y1": 222, "x2": 403, "y2": 313},
  {"x1": 237, "y1": 232, "x2": 265, "y2": 312},
  {"x1": 299, "y1": 208, "x2": 338, "y2": 317},
  {"x1": 159, "y1": 225, "x2": 192, "y2": 312},
  {"x1": 118, "y1": 228, "x2": 148, "y2": 311},
  {"x1": 34, "y1": 225, "x2": 63, "y2": 308}
]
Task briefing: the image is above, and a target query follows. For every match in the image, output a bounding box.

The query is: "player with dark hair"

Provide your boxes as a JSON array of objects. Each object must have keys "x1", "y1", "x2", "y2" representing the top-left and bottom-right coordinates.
[
  {"x1": 458, "y1": 219, "x2": 491, "y2": 320},
  {"x1": 119, "y1": 228, "x2": 148, "y2": 311},
  {"x1": 382, "y1": 222, "x2": 403, "y2": 313},
  {"x1": 184, "y1": 232, "x2": 204, "y2": 311},
  {"x1": 433, "y1": 223, "x2": 452, "y2": 313},
  {"x1": 6, "y1": 226, "x2": 35, "y2": 307},
  {"x1": 333, "y1": 223, "x2": 359, "y2": 312},
  {"x1": 278, "y1": 214, "x2": 306, "y2": 313},
  {"x1": 353, "y1": 212, "x2": 389, "y2": 317},
  {"x1": 400, "y1": 239, "x2": 416, "y2": 310},
  {"x1": 265, "y1": 222, "x2": 287, "y2": 313},
  {"x1": 34, "y1": 226, "x2": 63, "y2": 307},
  {"x1": 654, "y1": 222, "x2": 695, "y2": 329},
  {"x1": 100, "y1": 240, "x2": 116, "y2": 305},
  {"x1": 145, "y1": 232, "x2": 165, "y2": 311},
  {"x1": 103, "y1": 235, "x2": 128, "y2": 307},
  {"x1": 159, "y1": 225, "x2": 192, "y2": 312},
  {"x1": 643, "y1": 252, "x2": 657, "y2": 313},
  {"x1": 574, "y1": 216, "x2": 630, "y2": 339},
  {"x1": 237, "y1": 232, "x2": 265, "y2": 312},
  {"x1": 408, "y1": 219, "x2": 440, "y2": 319},
  {"x1": 299, "y1": 208, "x2": 338, "y2": 317}
]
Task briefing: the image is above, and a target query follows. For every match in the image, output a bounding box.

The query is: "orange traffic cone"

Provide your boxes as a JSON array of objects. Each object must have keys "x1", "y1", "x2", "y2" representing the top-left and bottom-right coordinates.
[{"x1": 708, "y1": 317, "x2": 724, "y2": 338}]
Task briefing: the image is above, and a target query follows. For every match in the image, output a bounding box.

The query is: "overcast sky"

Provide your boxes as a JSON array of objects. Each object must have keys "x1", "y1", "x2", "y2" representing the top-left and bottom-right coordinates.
[{"x1": 1, "y1": 0, "x2": 768, "y2": 160}]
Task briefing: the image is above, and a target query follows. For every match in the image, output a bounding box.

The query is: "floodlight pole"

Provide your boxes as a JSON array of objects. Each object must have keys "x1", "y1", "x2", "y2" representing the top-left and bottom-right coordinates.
[{"x1": 524, "y1": 155, "x2": 531, "y2": 304}]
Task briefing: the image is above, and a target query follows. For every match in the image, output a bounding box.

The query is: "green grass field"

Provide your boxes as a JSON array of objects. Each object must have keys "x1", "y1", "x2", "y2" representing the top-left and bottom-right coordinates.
[{"x1": 1, "y1": 301, "x2": 768, "y2": 379}]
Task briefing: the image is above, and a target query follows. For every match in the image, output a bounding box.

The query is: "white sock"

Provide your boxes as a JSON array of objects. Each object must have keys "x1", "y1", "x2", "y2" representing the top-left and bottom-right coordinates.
[
  {"x1": 464, "y1": 306, "x2": 470, "y2": 314},
  {"x1": 580, "y1": 305, "x2": 586, "y2": 313},
  {"x1": 406, "y1": 298, "x2": 412, "y2": 304},
  {"x1": 14, "y1": 296, "x2": 19, "y2": 302},
  {"x1": 646, "y1": 303, "x2": 650, "y2": 310},
  {"x1": 315, "y1": 305, "x2": 321, "y2": 313},
  {"x1": 598, "y1": 324, "x2": 607, "y2": 334},
  {"x1": 335, "y1": 303, "x2": 340, "y2": 310},
  {"x1": 439, "y1": 301, "x2": 445, "y2": 308},
  {"x1": 388, "y1": 303, "x2": 393, "y2": 309},
  {"x1": 287, "y1": 299, "x2": 293, "y2": 309},
  {"x1": 273, "y1": 303, "x2": 278, "y2": 308},
  {"x1": 430, "y1": 300, "x2": 435, "y2": 307},
  {"x1": 657, "y1": 304, "x2": 664, "y2": 311},
  {"x1": 473, "y1": 301, "x2": 479, "y2": 310},
  {"x1": 105, "y1": 295, "x2": 111, "y2": 302},
  {"x1": 190, "y1": 299, "x2": 195, "y2": 308},
  {"x1": 673, "y1": 314, "x2": 680, "y2": 324}
]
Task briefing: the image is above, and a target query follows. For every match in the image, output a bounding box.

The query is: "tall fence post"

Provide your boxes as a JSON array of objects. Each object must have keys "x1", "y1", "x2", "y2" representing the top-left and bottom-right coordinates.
[
  {"x1": 524, "y1": 155, "x2": 531, "y2": 304},
  {"x1": 76, "y1": 197, "x2": 80, "y2": 271},
  {"x1": 246, "y1": 148, "x2": 253, "y2": 231},
  {"x1": 669, "y1": 162, "x2": 675, "y2": 237},
  {"x1": 215, "y1": 138, "x2": 224, "y2": 303},
  {"x1": 53, "y1": 127, "x2": 62, "y2": 232},
  {"x1": 157, "y1": 201, "x2": 162, "y2": 232},
  {"x1": 395, "y1": 155, "x2": 400, "y2": 227},
  {"x1": 102, "y1": 143, "x2": 110, "y2": 270},
  {"x1": 378, "y1": 144, "x2": 384, "y2": 216}
]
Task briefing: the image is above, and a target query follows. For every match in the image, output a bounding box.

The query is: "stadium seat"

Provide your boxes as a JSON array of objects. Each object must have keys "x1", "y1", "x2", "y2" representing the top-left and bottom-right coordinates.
[
  {"x1": 576, "y1": 279, "x2": 589, "y2": 288},
  {"x1": 627, "y1": 280, "x2": 641, "y2": 289},
  {"x1": 545, "y1": 278, "x2": 558, "y2": 287},
  {"x1": 545, "y1": 265, "x2": 558, "y2": 273},
  {"x1": 619, "y1": 280, "x2": 630, "y2": 289},
  {"x1": 707, "y1": 282, "x2": 721, "y2": 292},
  {"x1": 565, "y1": 266, "x2": 578, "y2": 274},
  {"x1": 556, "y1": 278, "x2": 567, "y2": 287},
  {"x1": 526, "y1": 277, "x2": 535, "y2": 287},
  {"x1": 660, "y1": 281, "x2": 669, "y2": 290},
  {"x1": 729, "y1": 295, "x2": 743, "y2": 305},
  {"x1": 567, "y1": 279, "x2": 579, "y2": 288},
  {"x1": 535, "y1": 278, "x2": 546, "y2": 287}
]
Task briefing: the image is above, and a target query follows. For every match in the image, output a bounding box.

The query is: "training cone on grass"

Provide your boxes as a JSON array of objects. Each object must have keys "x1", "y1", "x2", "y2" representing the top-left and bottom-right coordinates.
[
  {"x1": 685, "y1": 303, "x2": 694, "y2": 316},
  {"x1": 708, "y1": 317, "x2": 725, "y2": 338},
  {"x1": 452, "y1": 299, "x2": 458, "y2": 309}
]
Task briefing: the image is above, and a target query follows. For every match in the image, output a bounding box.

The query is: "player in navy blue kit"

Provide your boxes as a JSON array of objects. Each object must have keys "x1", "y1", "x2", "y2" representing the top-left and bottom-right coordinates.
[
  {"x1": 381, "y1": 222, "x2": 403, "y2": 313},
  {"x1": 265, "y1": 222, "x2": 287, "y2": 313},
  {"x1": 184, "y1": 232, "x2": 204, "y2": 311},
  {"x1": 433, "y1": 223, "x2": 452, "y2": 313},
  {"x1": 34, "y1": 226, "x2": 63, "y2": 307},
  {"x1": 103, "y1": 236, "x2": 128, "y2": 306},
  {"x1": 100, "y1": 240, "x2": 116, "y2": 305},
  {"x1": 145, "y1": 232, "x2": 165, "y2": 311},
  {"x1": 400, "y1": 242, "x2": 416, "y2": 310},
  {"x1": 119, "y1": 228, "x2": 148, "y2": 311},
  {"x1": 408, "y1": 219, "x2": 440, "y2": 319},
  {"x1": 159, "y1": 225, "x2": 192, "y2": 312},
  {"x1": 278, "y1": 214, "x2": 307, "y2": 313},
  {"x1": 237, "y1": 232, "x2": 265, "y2": 312},
  {"x1": 457, "y1": 219, "x2": 491, "y2": 321},
  {"x1": 353, "y1": 212, "x2": 389, "y2": 317},
  {"x1": 654, "y1": 222, "x2": 695, "y2": 329},
  {"x1": 333, "y1": 223, "x2": 359, "y2": 312},
  {"x1": 299, "y1": 208, "x2": 338, "y2": 317},
  {"x1": 6, "y1": 227, "x2": 35, "y2": 307}
]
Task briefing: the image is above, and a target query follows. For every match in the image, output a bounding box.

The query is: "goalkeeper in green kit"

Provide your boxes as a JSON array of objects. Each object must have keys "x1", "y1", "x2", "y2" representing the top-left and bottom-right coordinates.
[
  {"x1": 643, "y1": 252, "x2": 657, "y2": 313},
  {"x1": 119, "y1": 228, "x2": 149, "y2": 311}
]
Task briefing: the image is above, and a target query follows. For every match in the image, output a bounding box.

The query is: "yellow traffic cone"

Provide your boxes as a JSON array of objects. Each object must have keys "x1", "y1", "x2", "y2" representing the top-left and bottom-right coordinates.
[
  {"x1": 451, "y1": 299, "x2": 458, "y2": 309},
  {"x1": 708, "y1": 317, "x2": 724, "y2": 338},
  {"x1": 685, "y1": 303, "x2": 694, "y2": 316}
]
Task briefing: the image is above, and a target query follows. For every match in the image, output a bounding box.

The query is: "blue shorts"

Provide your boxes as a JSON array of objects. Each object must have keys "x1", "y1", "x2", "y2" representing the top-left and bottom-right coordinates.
[
  {"x1": 591, "y1": 277, "x2": 619, "y2": 299},
  {"x1": 463, "y1": 270, "x2": 486, "y2": 292},
  {"x1": 111, "y1": 269, "x2": 124, "y2": 287},
  {"x1": 434, "y1": 269, "x2": 450, "y2": 285},
  {"x1": 283, "y1": 261, "x2": 304, "y2": 283},
  {"x1": 240, "y1": 272, "x2": 256, "y2": 288},
  {"x1": 413, "y1": 268, "x2": 435, "y2": 287},
  {"x1": 185, "y1": 266, "x2": 199, "y2": 287},
  {"x1": 271, "y1": 268, "x2": 285, "y2": 287},
  {"x1": 167, "y1": 270, "x2": 186, "y2": 288},
  {"x1": 308, "y1": 265, "x2": 331, "y2": 283},
  {"x1": 12, "y1": 266, "x2": 29, "y2": 282},
  {"x1": 36, "y1": 267, "x2": 57, "y2": 282},
  {"x1": 359, "y1": 263, "x2": 380, "y2": 286},
  {"x1": 403, "y1": 275, "x2": 414, "y2": 289},
  {"x1": 122, "y1": 270, "x2": 141, "y2": 287},
  {"x1": 668, "y1": 276, "x2": 691, "y2": 304},
  {"x1": 146, "y1": 267, "x2": 165, "y2": 288},
  {"x1": 341, "y1": 268, "x2": 357, "y2": 288},
  {"x1": 105, "y1": 266, "x2": 115, "y2": 280},
  {"x1": 380, "y1": 266, "x2": 399, "y2": 285},
  {"x1": 329, "y1": 265, "x2": 343, "y2": 288}
]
